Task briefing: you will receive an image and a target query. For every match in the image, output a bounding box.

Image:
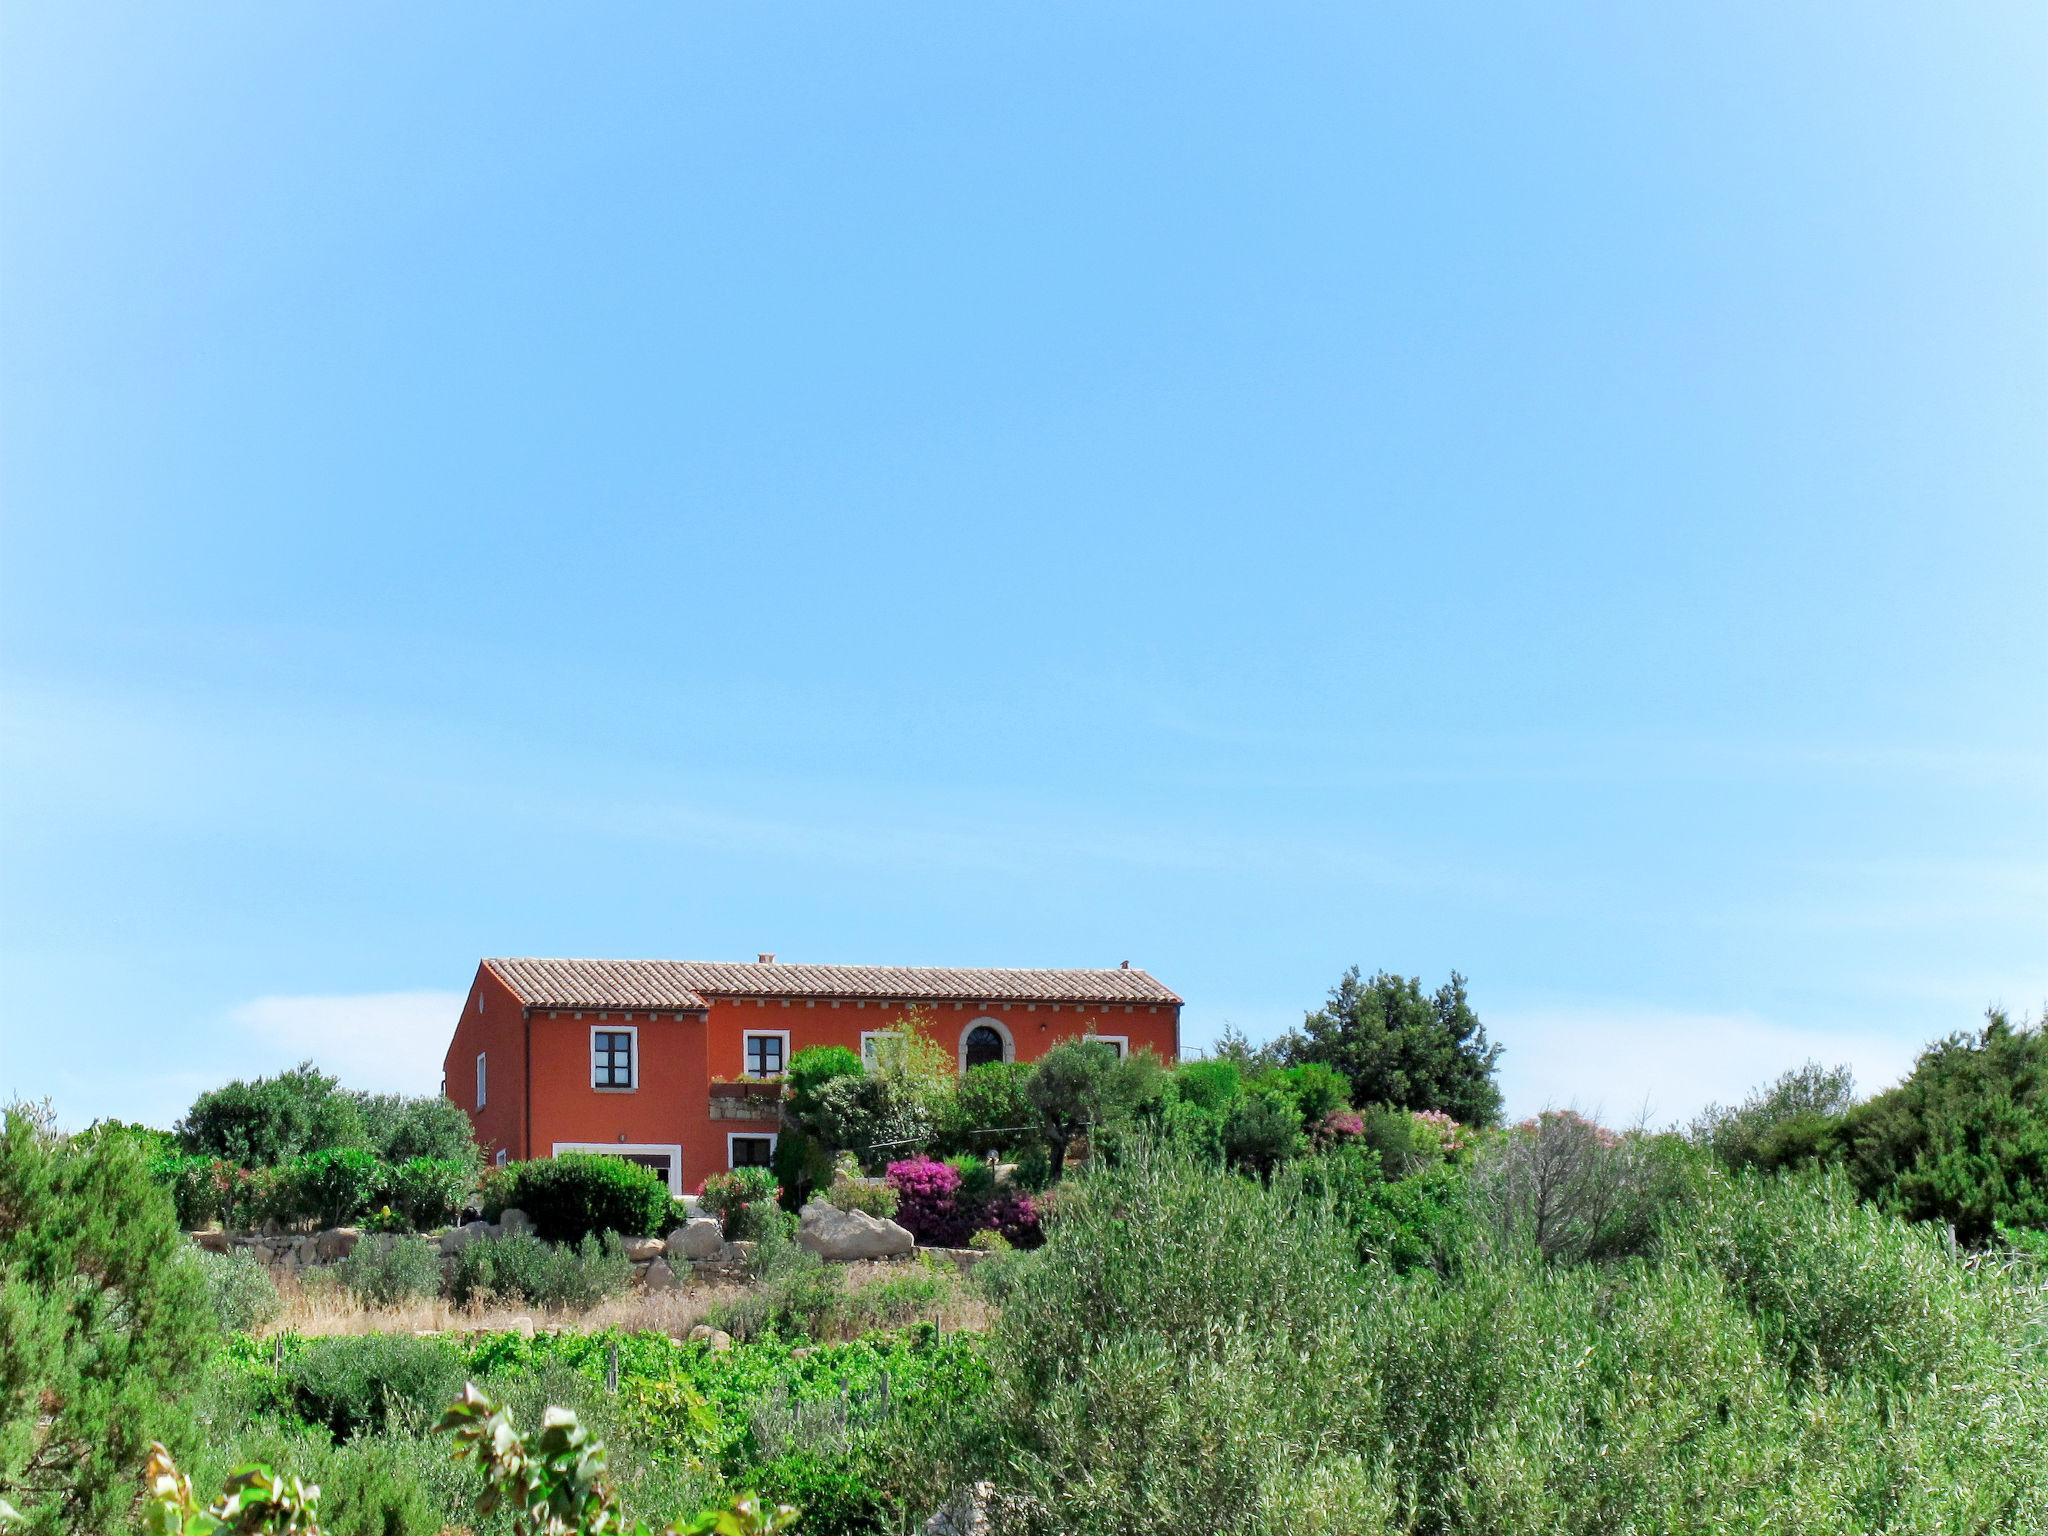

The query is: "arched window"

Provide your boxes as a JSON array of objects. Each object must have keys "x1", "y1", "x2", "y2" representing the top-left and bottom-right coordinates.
[{"x1": 960, "y1": 1018, "x2": 1013, "y2": 1071}]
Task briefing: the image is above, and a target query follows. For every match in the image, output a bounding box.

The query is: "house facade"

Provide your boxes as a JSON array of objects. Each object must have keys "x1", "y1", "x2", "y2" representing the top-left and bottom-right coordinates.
[{"x1": 441, "y1": 955, "x2": 1182, "y2": 1194}]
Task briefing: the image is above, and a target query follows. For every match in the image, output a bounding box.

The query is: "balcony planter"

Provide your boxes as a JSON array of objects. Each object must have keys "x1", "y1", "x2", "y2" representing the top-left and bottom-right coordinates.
[{"x1": 708, "y1": 1079, "x2": 785, "y2": 1123}]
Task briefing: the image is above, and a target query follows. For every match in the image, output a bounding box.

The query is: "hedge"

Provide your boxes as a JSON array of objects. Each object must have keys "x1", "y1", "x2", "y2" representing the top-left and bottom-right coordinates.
[{"x1": 479, "y1": 1151, "x2": 673, "y2": 1244}]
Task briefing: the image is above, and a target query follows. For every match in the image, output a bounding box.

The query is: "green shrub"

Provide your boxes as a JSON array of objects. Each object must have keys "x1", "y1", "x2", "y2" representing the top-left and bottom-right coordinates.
[
  {"x1": 967, "y1": 1228, "x2": 1012, "y2": 1253},
  {"x1": 1838, "y1": 1011, "x2": 2047, "y2": 1244},
  {"x1": 770, "y1": 1125, "x2": 832, "y2": 1211},
  {"x1": 939, "y1": 1061, "x2": 1035, "y2": 1155},
  {"x1": 922, "y1": 1143, "x2": 1385, "y2": 1534},
  {"x1": 786, "y1": 1045, "x2": 865, "y2": 1118},
  {"x1": 1170, "y1": 1059, "x2": 1242, "y2": 1114},
  {"x1": 445, "y1": 1232, "x2": 630, "y2": 1310},
  {"x1": 1666, "y1": 1166, "x2": 2014, "y2": 1392},
  {"x1": 350, "y1": 1091, "x2": 481, "y2": 1168},
  {"x1": 1159, "y1": 1098, "x2": 1225, "y2": 1163},
  {"x1": 178, "y1": 1062, "x2": 368, "y2": 1166},
  {"x1": 379, "y1": 1156, "x2": 472, "y2": 1229},
  {"x1": 194, "y1": 1247, "x2": 284, "y2": 1331},
  {"x1": 906, "y1": 1138, "x2": 2048, "y2": 1535},
  {"x1": 824, "y1": 1171, "x2": 900, "y2": 1219},
  {"x1": 809, "y1": 1072, "x2": 934, "y2": 1171},
  {"x1": 0, "y1": 1109, "x2": 213, "y2": 1534},
  {"x1": 1220, "y1": 1084, "x2": 1305, "y2": 1177},
  {"x1": 1271, "y1": 1062, "x2": 1350, "y2": 1122},
  {"x1": 1689, "y1": 1060, "x2": 1857, "y2": 1171},
  {"x1": 282, "y1": 1147, "x2": 385, "y2": 1228},
  {"x1": 752, "y1": 1450, "x2": 888, "y2": 1536},
  {"x1": 283, "y1": 1333, "x2": 467, "y2": 1440},
  {"x1": 482, "y1": 1152, "x2": 671, "y2": 1243},
  {"x1": 337, "y1": 1234, "x2": 443, "y2": 1306},
  {"x1": 315, "y1": 1434, "x2": 447, "y2": 1536}
]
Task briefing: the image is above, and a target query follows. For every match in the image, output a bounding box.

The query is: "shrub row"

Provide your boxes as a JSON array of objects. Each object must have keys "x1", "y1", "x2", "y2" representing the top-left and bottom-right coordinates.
[{"x1": 151, "y1": 1150, "x2": 473, "y2": 1231}]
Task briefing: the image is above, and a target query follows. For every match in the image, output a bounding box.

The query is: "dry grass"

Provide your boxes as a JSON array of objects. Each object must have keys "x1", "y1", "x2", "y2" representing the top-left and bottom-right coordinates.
[{"x1": 264, "y1": 1258, "x2": 991, "y2": 1339}]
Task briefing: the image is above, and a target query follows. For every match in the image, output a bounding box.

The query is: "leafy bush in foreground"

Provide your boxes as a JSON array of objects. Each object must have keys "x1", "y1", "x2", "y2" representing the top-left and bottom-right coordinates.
[
  {"x1": 0, "y1": 1109, "x2": 213, "y2": 1535},
  {"x1": 901, "y1": 1141, "x2": 2048, "y2": 1535},
  {"x1": 142, "y1": 1392, "x2": 796, "y2": 1536},
  {"x1": 283, "y1": 1334, "x2": 466, "y2": 1439},
  {"x1": 483, "y1": 1153, "x2": 672, "y2": 1244}
]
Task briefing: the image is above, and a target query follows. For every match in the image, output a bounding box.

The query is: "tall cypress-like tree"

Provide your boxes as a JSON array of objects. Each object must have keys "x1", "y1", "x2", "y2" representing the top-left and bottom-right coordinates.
[
  {"x1": 1287, "y1": 968, "x2": 1504, "y2": 1127},
  {"x1": 0, "y1": 1109, "x2": 212, "y2": 1533}
]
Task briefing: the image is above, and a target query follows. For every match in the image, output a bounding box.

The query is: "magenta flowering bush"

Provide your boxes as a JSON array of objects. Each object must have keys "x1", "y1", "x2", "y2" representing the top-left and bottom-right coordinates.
[
  {"x1": 887, "y1": 1155, "x2": 968, "y2": 1244},
  {"x1": 978, "y1": 1190, "x2": 1041, "y2": 1246},
  {"x1": 887, "y1": 1155, "x2": 1043, "y2": 1247}
]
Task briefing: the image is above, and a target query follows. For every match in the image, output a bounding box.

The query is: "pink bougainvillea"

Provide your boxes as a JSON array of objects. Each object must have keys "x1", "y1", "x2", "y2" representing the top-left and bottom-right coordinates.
[
  {"x1": 887, "y1": 1156, "x2": 969, "y2": 1245},
  {"x1": 887, "y1": 1155, "x2": 1043, "y2": 1248}
]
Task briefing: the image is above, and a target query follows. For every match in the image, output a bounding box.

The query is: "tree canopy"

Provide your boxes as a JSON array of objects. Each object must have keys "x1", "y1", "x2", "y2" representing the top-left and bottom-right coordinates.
[{"x1": 1283, "y1": 968, "x2": 1503, "y2": 1127}]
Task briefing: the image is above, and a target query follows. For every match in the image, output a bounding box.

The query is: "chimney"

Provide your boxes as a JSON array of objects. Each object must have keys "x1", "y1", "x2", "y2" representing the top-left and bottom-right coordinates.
[
  {"x1": 1120, "y1": 960, "x2": 1130, "y2": 969},
  {"x1": 757, "y1": 952, "x2": 776, "y2": 965}
]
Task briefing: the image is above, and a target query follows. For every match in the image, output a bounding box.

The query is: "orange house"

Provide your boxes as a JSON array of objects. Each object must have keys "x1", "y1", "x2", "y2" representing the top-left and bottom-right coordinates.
[{"x1": 441, "y1": 955, "x2": 1182, "y2": 1194}]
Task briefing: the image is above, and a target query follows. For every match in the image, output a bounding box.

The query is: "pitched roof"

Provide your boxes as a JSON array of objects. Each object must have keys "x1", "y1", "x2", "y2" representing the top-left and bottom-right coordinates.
[{"x1": 482, "y1": 956, "x2": 1180, "y2": 1010}]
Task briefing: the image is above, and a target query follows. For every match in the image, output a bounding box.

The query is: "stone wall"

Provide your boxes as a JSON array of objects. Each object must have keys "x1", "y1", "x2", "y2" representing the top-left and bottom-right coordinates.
[{"x1": 187, "y1": 1203, "x2": 990, "y2": 1288}]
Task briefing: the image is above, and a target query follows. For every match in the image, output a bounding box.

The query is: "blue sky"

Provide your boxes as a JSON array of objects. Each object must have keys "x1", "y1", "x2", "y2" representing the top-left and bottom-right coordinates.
[{"x1": 2, "y1": 3, "x2": 2042, "y2": 1133}]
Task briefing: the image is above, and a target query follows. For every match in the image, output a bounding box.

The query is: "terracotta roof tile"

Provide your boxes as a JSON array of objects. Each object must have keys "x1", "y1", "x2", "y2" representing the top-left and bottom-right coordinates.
[{"x1": 483, "y1": 956, "x2": 1179, "y2": 1009}]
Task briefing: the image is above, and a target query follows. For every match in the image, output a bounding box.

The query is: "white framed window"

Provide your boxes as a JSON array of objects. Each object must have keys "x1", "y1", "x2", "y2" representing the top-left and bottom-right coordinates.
[
  {"x1": 727, "y1": 1132, "x2": 777, "y2": 1170},
  {"x1": 860, "y1": 1030, "x2": 902, "y2": 1071},
  {"x1": 494, "y1": 1147, "x2": 508, "y2": 1169},
  {"x1": 591, "y1": 1024, "x2": 637, "y2": 1090},
  {"x1": 551, "y1": 1141, "x2": 683, "y2": 1196},
  {"x1": 959, "y1": 1017, "x2": 1015, "y2": 1072},
  {"x1": 476, "y1": 1052, "x2": 487, "y2": 1108},
  {"x1": 742, "y1": 1030, "x2": 790, "y2": 1078},
  {"x1": 1087, "y1": 1035, "x2": 1130, "y2": 1059}
]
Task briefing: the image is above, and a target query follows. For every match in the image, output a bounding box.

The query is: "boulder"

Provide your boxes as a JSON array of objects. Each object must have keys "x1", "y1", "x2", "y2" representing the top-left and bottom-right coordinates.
[
  {"x1": 625, "y1": 1237, "x2": 666, "y2": 1262},
  {"x1": 666, "y1": 1218, "x2": 726, "y2": 1261},
  {"x1": 796, "y1": 1199, "x2": 914, "y2": 1261},
  {"x1": 313, "y1": 1227, "x2": 363, "y2": 1263},
  {"x1": 509, "y1": 1315, "x2": 536, "y2": 1339},
  {"x1": 686, "y1": 1324, "x2": 733, "y2": 1352},
  {"x1": 440, "y1": 1219, "x2": 495, "y2": 1256},
  {"x1": 924, "y1": 1483, "x2": 997, "y2": 1536},
  {"x1": 497, "y1": 1207, "x2": 534, "y2": 1237},
  {"x1": 641, "y1": 1258, "x2": 678, "y2": 1292}
]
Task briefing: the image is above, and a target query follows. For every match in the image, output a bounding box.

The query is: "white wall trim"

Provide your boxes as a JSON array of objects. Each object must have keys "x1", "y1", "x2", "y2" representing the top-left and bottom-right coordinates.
[
  {"x1": 958, "y1": 1016, "x2": 1015, "y2": 1072},
  {"x1": 475, "y1": 1051, "x2": 487, "y2": 1109},
  {"x1": 725, "y1": 1131, "x2": 778, "y2": 1170},
  {"x1": 1088, "y1": 1033, "x2": 1130, "y2": 1059},
  {"x1": 859, "y1": 1029, "x2": 901, "y2": 1070},
  {"x1": 551, "y1": 1141, "x2": 682, "y2": 1197},
  {"x1": 740, "y1": 1028, "x2": 792, "y2": 1079},
  {"x1": 590, "y1": 1022, "x2": 638, "y2": 1091}
]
